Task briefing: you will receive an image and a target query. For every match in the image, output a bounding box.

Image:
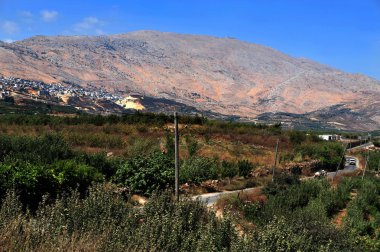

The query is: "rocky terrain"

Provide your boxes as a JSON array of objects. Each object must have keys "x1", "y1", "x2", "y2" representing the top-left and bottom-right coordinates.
[{"x1": 0, "y1": 30, "x2": 379, "y2": 130}]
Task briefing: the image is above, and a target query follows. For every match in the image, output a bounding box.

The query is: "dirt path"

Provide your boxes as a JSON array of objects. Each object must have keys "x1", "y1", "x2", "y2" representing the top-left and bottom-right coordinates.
[{"x1": 332, "y1": 190, "x2": 357, "y2": 227}]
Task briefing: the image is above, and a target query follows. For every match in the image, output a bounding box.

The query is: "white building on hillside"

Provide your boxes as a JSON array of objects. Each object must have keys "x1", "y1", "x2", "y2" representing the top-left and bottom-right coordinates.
[{"x1": 318, "y1": 134, "x2": 341, "y2": 141}]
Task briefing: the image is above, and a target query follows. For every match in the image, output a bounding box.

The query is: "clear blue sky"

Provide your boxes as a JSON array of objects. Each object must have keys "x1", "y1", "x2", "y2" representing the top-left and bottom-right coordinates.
[{"x1": 1, "y1": 0, "x2": 379, "y2": 80}]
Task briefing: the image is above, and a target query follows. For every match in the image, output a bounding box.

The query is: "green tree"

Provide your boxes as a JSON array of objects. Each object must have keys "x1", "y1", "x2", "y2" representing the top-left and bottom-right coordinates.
[
  {"x1": 114, "y1": 151, "x2": 174, "y2": 196},
  {"x1": 180, "y1": 156, "x2": 218, "y2": 184},
  {"x1": 237, "y1": 159, "x2": 255, "y2": 178},
  {"x1": 289, "y1": 131, "x2": 306, "y2": 145},
  {"x1": 185, "y1": 135, "x2": 199, "y2": 157}
]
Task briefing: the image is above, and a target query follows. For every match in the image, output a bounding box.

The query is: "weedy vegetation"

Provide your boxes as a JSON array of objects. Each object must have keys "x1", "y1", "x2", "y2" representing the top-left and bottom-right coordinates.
[{"x1": 0, "y1": 113, "x2": 377, "y2": 251}]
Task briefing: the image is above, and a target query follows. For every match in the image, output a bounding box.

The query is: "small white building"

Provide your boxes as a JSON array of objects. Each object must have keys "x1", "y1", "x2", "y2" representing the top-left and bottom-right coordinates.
[
  {"x1": 358, "y1": 135, "x2": 369, "y2": 141},
  {"x1": 318, "y1": 134, "x2": 341, "y2": 141}
]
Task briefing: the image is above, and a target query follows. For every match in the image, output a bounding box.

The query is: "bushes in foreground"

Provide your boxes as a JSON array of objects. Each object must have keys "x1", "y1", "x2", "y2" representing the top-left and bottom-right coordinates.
[
  {"x1": 0, "y1": 186, "x2": 242, "y2": 251},
  {"x1": 344, "y1": 177, "x2": 380, "y2": 250},
  {"x1": 0, "y1": 184, "x2": 362, "y2": 251},
  {"x1": 0, "y1": 159, "x2": 104, "y2": 210},
  {"x1": 220, "y1": 177, "x2": 380, "y2": 251},
  {"x1": 0, "y1": 134, "x2": 121, "y2": 209},
  {"x1": 243, "y1": 177, "x2": 380, "y2": 251}
]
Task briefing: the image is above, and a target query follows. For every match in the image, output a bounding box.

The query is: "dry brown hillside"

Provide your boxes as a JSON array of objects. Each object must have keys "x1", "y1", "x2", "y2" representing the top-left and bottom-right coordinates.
[{"x1": 0, "y1": 30, "x2": 379, "y2": 129}]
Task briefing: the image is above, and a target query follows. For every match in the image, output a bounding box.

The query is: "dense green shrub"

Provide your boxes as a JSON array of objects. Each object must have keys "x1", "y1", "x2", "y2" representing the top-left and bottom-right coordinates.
[
  {"x1": 124, "y1": 135, "x2": 160, "y2": 158},
  {"x1": 251, "y1": 215, "x2": 314, "y2": 251},
  {"x1": 261, "y1": 179, "x2": 325, "y2": 222},
  {"x1": 49, "y1": 160, "x2": 104, "y2": 194},
  {"x1": 74, "y1": 152, "x2": 123, "y2": 179},
  {"x1": 294, "y1": 142, "x2": 345, "y2": 171},
  {"x1": 180, "y1": 158, "x2": 255, "y2": 184},
  {"x1": 344, "y1": 179, "x2": 379, "y2": 235},
  {"x1": 289, "y1": 131, "x2": 307, "y2": 145},
  {"x1": 365, "y1": 151, "x2": 380, "y2": 171},
  {"x1": 185, "y1": 135, "x2": 199, "y2": 157},
  {"x1": 342, "y1": 178, "x2": 380, "y2": 251},
  {"x1": 0, "y1": 187, "x2": 243, "y2": 251},
  {"x1": 262, "y1": 173, "x2": 300, "y2": 196},
  {"x1": 180, "y1": 156, "x2": 218, "y2": 184},
  {"x1": 0, "y1": 134, "x2": 114, "y2": 210},
  {"x1": 0, "y1": 159, "x2": 103, "y2": 210},
  {"x1": 308, "y1": 132, "x2": 323, "y2": 142},
  {"x1": 373, "y1": 141, "x2": 380, "y2": 148},
  {"x1": 237, "y1": 159, "x2": 255, "y2": 178},
  {"x1": 0, "y1": 133, "x2": 73, "y2": 163},
  {"x1": 317, "y1": 178, "x2": 353, "y2": 217},
  {"x1": 113, "y1": 151, "x2": 174, "y2": 196},
  {"x1": 0, "y1": 161, "x2": 52, "y2": 210},
  {"x1": 219, "y1": 160, "x2": 239, "y2": 179},
  {"x1": 242, "y1": 178, "x2": 373, "y2": 251},
  {"x1": 165, "y1": 132, "x2": 175, "y2": 157}
]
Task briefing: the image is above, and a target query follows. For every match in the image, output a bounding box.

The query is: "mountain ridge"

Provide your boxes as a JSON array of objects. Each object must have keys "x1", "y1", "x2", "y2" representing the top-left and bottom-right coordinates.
[{"x1": 0, "y1": 30, "x2": 379, "y2": 130}]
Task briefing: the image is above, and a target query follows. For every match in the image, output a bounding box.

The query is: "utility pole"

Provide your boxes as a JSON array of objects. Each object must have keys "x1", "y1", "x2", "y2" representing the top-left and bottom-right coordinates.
[
  {"x1": 174, "y1": 111, "x2": 180, "y2": 201},
  {"x1": 362, "y1": 150, "x2": 369, "y2": 180},
  {"x1": 333, "y1": 143, "x2": 348, "y2": 180},
  {"x1": 272, "y1": 139, "x2": 279, "y2": 182}
]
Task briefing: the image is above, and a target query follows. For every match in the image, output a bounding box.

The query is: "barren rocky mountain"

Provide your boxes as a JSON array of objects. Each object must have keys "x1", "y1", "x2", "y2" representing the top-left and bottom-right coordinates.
[{"x1": 0, "y1": 30, "x2": 379, "y2": 130}]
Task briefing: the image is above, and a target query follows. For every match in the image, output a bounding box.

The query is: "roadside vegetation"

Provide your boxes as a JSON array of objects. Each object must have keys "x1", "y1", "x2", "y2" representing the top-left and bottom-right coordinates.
[
  {"x1": 0, "y1": 113, "x2": 375, "y2": 250},
  {"x1": 1, "y1": 175, "x2": 379, "y2": 251},
  {"x1": 215, "y1": 175, "x2": 380, "y2": 251}
]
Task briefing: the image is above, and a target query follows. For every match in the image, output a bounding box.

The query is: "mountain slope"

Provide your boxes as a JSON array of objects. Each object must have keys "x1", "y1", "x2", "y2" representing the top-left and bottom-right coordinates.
[{"x1": 0, "y1": 31, "x2": 379, "y2": 130}]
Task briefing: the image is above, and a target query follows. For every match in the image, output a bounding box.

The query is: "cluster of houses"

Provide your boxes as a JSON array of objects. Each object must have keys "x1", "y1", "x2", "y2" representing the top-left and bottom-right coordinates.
[
  {"x1": 318, "y1": 134, "x2": 374, "y2": 144},
  {"x1": 0, "y1": 76, "x2": 123, "y2": 104}
]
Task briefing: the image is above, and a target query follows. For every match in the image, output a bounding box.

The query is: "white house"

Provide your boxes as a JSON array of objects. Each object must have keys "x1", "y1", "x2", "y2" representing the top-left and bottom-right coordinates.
[{"x1": 318, "y1": 134, "x2": 341, "y2": 141}]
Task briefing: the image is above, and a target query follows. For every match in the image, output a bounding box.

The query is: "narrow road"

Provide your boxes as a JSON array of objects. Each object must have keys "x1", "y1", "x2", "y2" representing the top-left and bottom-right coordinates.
[
  {"x1": 327, "y1": 156, "x2": 358, "y2": 179},
  {"x1": 347, "y1": 142, "x2": 373, "y2": 151},
  {"x1": 192, "y1": 187, "x2": 261, "y2": 207},
  {"x1": 194, "y1": 156, "x2": 358, "y2": 206},
  {"x1": 192, "y1": 156, "x2": 359, "y2": 207}
]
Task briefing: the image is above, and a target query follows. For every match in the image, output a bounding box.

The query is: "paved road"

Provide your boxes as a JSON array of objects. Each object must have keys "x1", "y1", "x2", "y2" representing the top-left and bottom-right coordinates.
[
  {"x1": 194, "y1": 156, "x2": 359, "y2": 206},
  {"x1": 327, "y1": 156, "x2": 358, "y2": 179},
  {"x1": 347, "y1": 142, "x2": 373, "y2": 150},
  {"x1": 192, "y1": 187, "x2": 260, "y2": 207}
]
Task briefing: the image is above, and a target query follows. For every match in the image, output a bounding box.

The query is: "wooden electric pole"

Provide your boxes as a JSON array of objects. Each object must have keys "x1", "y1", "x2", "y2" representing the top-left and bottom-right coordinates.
[
  {"x1": 362, "y1": 150, "x2": 369, "y2": 180},
  {"x1": 174, "y1": 111, "x2": 180, "y2": 201},
  {"x1": 272, "y1": 139, "x2": 280, "y2": 182},
  {"x1": 333, "y1": 143, "x2": 348, "y2": 180}
]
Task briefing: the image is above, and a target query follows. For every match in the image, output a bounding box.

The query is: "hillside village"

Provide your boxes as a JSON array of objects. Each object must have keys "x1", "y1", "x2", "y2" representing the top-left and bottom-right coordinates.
[{"x1": 0, "y1": 75, "x2": 146, "y2": 113}]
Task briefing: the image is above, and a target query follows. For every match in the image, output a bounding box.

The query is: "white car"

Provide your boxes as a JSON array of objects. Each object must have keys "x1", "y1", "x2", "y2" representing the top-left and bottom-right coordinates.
[{"x1": 314, "y1": 170, "x2": 327, "y2": 178}]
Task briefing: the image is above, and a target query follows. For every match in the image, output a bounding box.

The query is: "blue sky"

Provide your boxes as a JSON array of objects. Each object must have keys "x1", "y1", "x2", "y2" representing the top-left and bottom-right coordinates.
[{"x1": 0, "y1": 0, "x2": 380, "y2": 80}]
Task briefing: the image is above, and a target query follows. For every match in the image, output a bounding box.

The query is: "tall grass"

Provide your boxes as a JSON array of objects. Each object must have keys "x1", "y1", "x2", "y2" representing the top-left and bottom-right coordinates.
[{"x1": 0, "y1": 185, "x2": 242, "y2": 251}]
